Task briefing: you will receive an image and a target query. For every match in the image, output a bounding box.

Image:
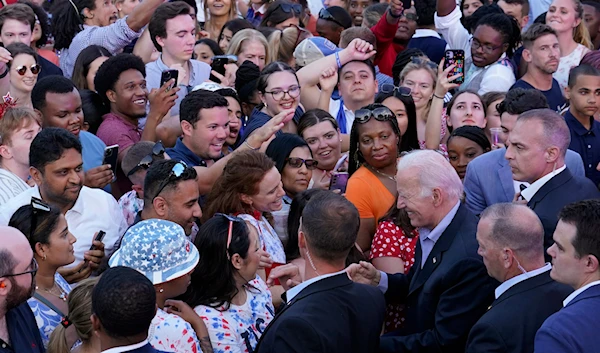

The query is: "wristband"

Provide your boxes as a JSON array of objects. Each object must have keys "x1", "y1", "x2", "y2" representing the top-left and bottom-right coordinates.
[
  {"x1": 388, "y1": 9, "x2": 403, "y2": 18},
  {"x1": 0, "y1": 67, "x2": 8, "y2": 79},
  {"x1": 335, "y1": 52, "x2": 342, "y2": 69},
  {"x1": 244, "y1": 140, "x2": 259, "y2": 150},
  {"x1": 433, "y1": 93, "x2": 445, "y2": 100}
]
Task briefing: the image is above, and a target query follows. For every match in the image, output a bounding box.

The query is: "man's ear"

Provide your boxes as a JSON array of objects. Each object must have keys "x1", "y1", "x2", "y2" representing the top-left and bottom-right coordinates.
[
  {"x1": 81, "y1": 7, "x2": 95, "y2": 20},
  {"x1": 521, "y1": 15, "x2": 530, "y2": 29},
  {"x1": 155, "y1": 36, "x2": 166, "y2": 50},
  {"x1": 565, "y1": 86, "x2": 571, "y2": 100},
  {"x1": 30, "y1": 166, "x2": 43, "y2": 185},
  {"x1": 522, "y1": 48, "x2": 532, "y2": 63},
  {"x1": 106, "y1": 89, "x2": 118, "y2": 104},
  {"x1": 0, "y1": 144, "x2": 11, "y2": 160},
  {"x1": 181, "y1": 120, "x2": 193, "y2": 137},
  {"x1": 90, "y1": 313, "x2": 102, "y2": 336},
  {"x1": 152, "y1": 196, "x2": 168, "y2": 217}
]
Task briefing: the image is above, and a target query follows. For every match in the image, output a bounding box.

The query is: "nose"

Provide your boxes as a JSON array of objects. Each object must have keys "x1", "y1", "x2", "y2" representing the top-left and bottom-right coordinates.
[
  {"x1": 458, "y1": 155, "x2": 468, "y2": 167},
  {"x1": 217, "y1": 126, "x2": 228, "y2": 139},
  {"x1": 69, "y1": 169, "x2": 81, "y2": 184},
  {"x1": 109, "y1": 3, "x2": 117, "y2": 14},
  {"x1": 69, "y1": 232, "x2": 77, "y2": 244},
  {"x1": 193, "y1": 203, "x2": 202, "y2": 219},
  {"x1": 373, "y1": 137, "x2": 383, "y2": 150},
  {"x1": 465, "y1": 105, "x2": 473, "y2": 116},
  {"x1": 277, "y1": 183, "x2": 285, "y2": 197},
  {"x1": 298, "y1": 163, "x2": 308, "y2": 175},
  {"x1": 547, "y1": 243, "x2": 556, "y2": 258},
  {"x1": 396, "y1": 197, "x2": 406, "y2": 209},
  {"x1": 505, "y1": 143, "x2": 514, "y2": 160}
]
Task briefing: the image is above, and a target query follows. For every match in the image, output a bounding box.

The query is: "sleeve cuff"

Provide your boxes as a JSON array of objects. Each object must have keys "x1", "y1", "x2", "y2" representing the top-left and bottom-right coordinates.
[
  {"x1": 377, "y1": 271, "x2": 388, "y2": 293},
  {"x1": 434, "y1": 5, "x2": 462, "y2": 29}
]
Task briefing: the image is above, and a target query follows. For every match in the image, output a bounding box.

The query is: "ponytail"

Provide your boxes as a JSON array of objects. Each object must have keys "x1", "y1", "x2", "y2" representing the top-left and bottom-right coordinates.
[
  {"x1": 47, "y1": 324, "x2": 70, "y2": 353},
  {"x1": 573, "y1": 0, "x2": 594, "y2": 49},
  {"x1": 267, "y1": 30, "x2": 282, "y2": 67}
]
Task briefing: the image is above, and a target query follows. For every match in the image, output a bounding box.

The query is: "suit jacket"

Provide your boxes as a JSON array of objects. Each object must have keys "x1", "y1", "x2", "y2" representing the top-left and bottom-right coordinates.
[
  {"x1": 527, "y1": 168, "x2": 600, "y2": 260},
  {"x1": 535, "y1": 284, "x2": 600, "y2": 353},
  {"x1": 379, "y1": 204, "x2": 498, "y2": 353},
  {"x1": 106, "y1": 343, "x2": 172, "y2": 353},
  {"x1": 464, "y1": 148, "x2": 585, "y2": 215},
  {"x1": 465, "y1": 270, "x2": 572, "y2": 353},
  {"x1": 256, "y1": 273, "x2": 386, "y2": 353}
]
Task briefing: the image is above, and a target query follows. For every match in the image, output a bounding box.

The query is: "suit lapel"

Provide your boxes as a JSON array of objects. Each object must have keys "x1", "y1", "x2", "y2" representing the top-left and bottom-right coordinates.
[
  {"x1": 498, "y1": 157, "x2": 515, "y2": 201},
  {"x1": 408, "y1": 205, "x2": 467, "y2": 296},
  {"x1": 490, "y1": 270, "x2": 552, "y2": 310},
  {"x1": 527, "y1": 169, "x2": 572, "y2": 209}
]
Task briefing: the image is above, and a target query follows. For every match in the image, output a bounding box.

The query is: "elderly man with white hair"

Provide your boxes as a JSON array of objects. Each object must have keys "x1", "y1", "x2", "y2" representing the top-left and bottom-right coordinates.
[{"x1": 347, "y1": 150, "x2": 498, "y2": 353}]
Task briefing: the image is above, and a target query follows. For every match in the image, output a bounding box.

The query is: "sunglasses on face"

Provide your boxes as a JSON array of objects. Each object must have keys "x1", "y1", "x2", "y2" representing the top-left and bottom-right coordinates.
[
  {"x1": 274, "y1": 2, "x2": 302, "y2": 14},
  {"x1": 318, "y1": 8, "x2": 345, "y2": 27},
  {"x1": 411, "y1": 56, "x2": 437, "y2": 70},
  {"x1": 153, "y1": 162, "x2": 188, "y2": 200},
  {"x1": 286, "y1": 157, "x2": 318, "y2": 170},
  {"x1": 30, "y1": 197, "x2": 51, "y2": 239},
  {"x1": 215, "y1": 213, "x2": 245, "y2": 258},
  {"x1": 403, "y1": 12, "x2": 418, "y2": 21},
  {"x1": 355, "y1": 107, "x2": 396, "y2": 124},
  {"x1": 15, "y1": 64, "x2": 41, "y2": 76},
  {"x1": 126, "y1": 141, "x2": 165, "y2": 177},
  {"x1": 380, "y1": 84, "x2": 411, "y2": 97}
]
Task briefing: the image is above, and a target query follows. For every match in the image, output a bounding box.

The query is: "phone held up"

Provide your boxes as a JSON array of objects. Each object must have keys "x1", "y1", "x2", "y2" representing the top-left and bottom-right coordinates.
[
  {"x1": 443, "y1": 49, "x2": 465, "y2": 85},
  {"x1": 329, "y1": 172, "x2": 349, "y2": 194},
  {"x1": 210, "y1": 55, "x2": 237, "y2": 83},
  {"x1": 160, "y1": 69, "x2": 179, "y2": 91},
  {"x1": 102, "y1": 144, "x2": 119, "y2": 177}
]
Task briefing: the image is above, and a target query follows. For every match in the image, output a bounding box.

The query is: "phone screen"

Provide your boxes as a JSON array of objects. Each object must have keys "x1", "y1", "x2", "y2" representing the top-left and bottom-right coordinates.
[{"x1": 444, "y1": 50, "x2": 465, "y2": 84}]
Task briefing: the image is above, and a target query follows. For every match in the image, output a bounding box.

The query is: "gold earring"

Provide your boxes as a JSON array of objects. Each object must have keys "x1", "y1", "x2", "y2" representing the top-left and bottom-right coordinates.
[
  {"x1": 159, "y1": 288, "x2": 164, "y2": 293},
  {"x1": 43, "y1": 254, "x2": 46, "y2": 261}
]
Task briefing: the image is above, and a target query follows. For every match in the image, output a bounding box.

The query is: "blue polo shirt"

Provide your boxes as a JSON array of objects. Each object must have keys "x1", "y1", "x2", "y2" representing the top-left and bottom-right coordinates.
[
  {"x1": 166, "y1": 138, "x2": 210, "y2": 167},
  {"x1": 0, "y1": 303, "x2": 44, "y2": 353},
  {"x1": 565, "y1": 109, "x2": 600, "y2": 186},
  {"x1": 79, "y1": 130, "x2": 110, "y2": 193}
]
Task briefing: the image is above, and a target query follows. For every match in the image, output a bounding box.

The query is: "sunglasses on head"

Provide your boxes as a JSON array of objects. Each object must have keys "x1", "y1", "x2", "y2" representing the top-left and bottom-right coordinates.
[
  {"x1": 215, "y1": 213, "x2": 245, "y2": 259},
  {"x1": 126, "y1": 141, "x2": 165, "y2": 177},
  {"x1": 411, "y1": 56, "x2": 437, "y2": 70},
  {"x1": 286, "y1": 157, "x2": 318, "y2": 170},
  {"x1": 274, "y1": 2, "x2": 302, "y2": 14},
  {"x1": 15, "y1": 64, "x2": 41, "y2": 76},
  {"x1": 153, "y1": 161, "x2": 188, "y2": 200},
  {"x1": 30, "y1": 197, "x2": 51, "y2": 239},
  {"x1": 380, "y1": 84, "x2": 411, "y2": 97},
  {"x1": 355, "y1": 107, "x2": 396, "y2": 124},
  {"x1": 318, "y1": 8, "x2": 345, "y2": 27}
]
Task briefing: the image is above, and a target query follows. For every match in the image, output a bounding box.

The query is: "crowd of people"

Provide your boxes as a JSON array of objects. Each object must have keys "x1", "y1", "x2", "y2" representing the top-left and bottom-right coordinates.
[{"x1": 0, "y1": 0, "x2": 599, "y2": 351}]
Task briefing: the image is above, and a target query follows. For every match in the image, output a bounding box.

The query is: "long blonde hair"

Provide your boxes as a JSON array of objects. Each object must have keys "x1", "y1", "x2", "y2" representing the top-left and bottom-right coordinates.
[
  {"x1": 47, "y1": 278, "x2": 98, "y2": 353},
  {"x1": 227, "y1": 29, "x2": 271, "y2": 66},
  {"x1": 572, "y1": 0, "x2": 593, "y2": 48},
  {"x1": 268, "y1": 26, "x2": 312, "y2": 66}
]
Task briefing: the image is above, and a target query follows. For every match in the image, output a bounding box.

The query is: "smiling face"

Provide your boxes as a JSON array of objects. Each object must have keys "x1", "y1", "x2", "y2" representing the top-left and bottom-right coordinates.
[
  {"x1": 9, "y1": 54, "x2": 39, "y2": 93},
  {"x1": 39, "y1": 215, "x2": 77, "y2": 267},
  {"x1": 462, "y1": 0, "x2": 483, "y2": 17},
  {"x1": 245, "y1": 167, "x2": 285, "y2": 212},
  {"x1": 395, "y1": 7, "x2": 417, "y2": 42},
  {"x1": 108, "y1": 69, "x2": 148, "y2": 119},
  {"x1": 260, "y1": 71, "x2": 300, "y2": 117},
  {"x1": 33, "y1": 148, "x2": 84, "y2": 207},
  {"x1": 86, "y1": 56, "x2": 109, "y2": 91},
  {"x1": 281, "y1": 146, "x2": 313, "y2": 197},
  {"x1": 448, "y1": 92, "x2": 487, "y2": 129},
  {"x1": 448, "y1": 136, "x2": 487, "y2": 179},
  {"x1": 157, "y1": 14, "x2": 196, "y2": 62},
  {"x1": 357, "y1": 118, "x2": 399, "y2": 170},
  {"x1": 565, "y1": 74, "x2": 600, "y2": 118},
  {"x1": 396, "y1": 167, "x2": 435, "y2": 228},
  {"x1": 547, "y1": 0, "x2": 581, "y2": 33},
  {"x1": 348, "y1": 0, "x2": 372, "y2": 26},
  {"x1": 194, "y1": 43, "x2": 215, "y2": 66},
  {"x1": 224, "y1": 96, "x2": 242, "y2": 146},
  {"x1": 471, "y1": 24, "x2": 507, "y2": 67},
  {"x1": 39, "y1": 89, "x2": 84, "y2": 137},
  {"x1": 401, "y1": 69, "x2": 435, "y2": 110},
  {"x1": 164, "y1": 179, "x2": 202, "y2": 235},
  {"x1": 183, "y1": 106, "x2": 230, "y2": 160},
  {"x1": 0, "y1": 19, "x2": 33, "y2": 46},
  {"x1": 237, "y1": 39, "x2": 266, "y2": 71},
  {"x1": 301, "y1": 121, "x2": 342, "y2": 170},
  {"x1": 207, "y1": 0, "x2": 232, "y2": 17},
  {"x1": 525, "y1": 33, "x2": 560, "y2": 74},
  {"x1": 338, "y1": 61, "x2": 378, "y2": 106}
]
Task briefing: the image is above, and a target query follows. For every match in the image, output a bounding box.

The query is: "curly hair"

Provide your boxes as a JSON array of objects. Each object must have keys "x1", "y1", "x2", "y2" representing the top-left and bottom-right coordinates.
[{"x1": 94, "y1": 53, "x2": 146, "y2": 106}]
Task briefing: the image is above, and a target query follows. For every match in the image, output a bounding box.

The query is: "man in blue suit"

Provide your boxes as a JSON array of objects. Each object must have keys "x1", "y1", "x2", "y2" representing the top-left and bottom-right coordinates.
[
  {"x1": 465, "y1": 88, "x2": 585, "y2": 216},
  {"x1": 535, "y1": 199, "x2": 600, "y2": 353},
  {"x1": 91, "y1": 266, "x2": 173, "y2": 353}
]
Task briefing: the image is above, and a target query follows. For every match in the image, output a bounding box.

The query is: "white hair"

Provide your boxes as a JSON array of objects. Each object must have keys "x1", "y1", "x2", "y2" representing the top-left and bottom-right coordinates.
[{"x1": 397, "y1": 150, "x2": 463, "y2": 201}]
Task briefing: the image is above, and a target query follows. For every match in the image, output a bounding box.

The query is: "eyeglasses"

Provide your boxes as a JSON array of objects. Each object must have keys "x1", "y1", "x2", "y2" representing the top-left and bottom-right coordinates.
[
  {"x1": 273, "y1": 2, "x2": 302, "y2": 14},
  {"x1": 355, "y1": 107, "x2": 396, "y2": 124},
  {"x1": 15, "y1": 64, "x2": 41, "y2": 76},
  {"x1": 264, "y1": 85, "x2": 301, "y2": 101},
  {"x1": 286, "y1": 157, "x2": 318, "y2": 170},
  {"x1": 126, "y1": 141, "x2": 165, "y2": 177},
  {"x1": 215, "y1": 213, "x2": 245, "y2": 259},
  {"x1": 319, "y1": 8, "x2": 345, "y2": 27},
  {"x1": 411, "y1": 56, "x2": 437, "y2": 70},
  {"x1": 470, "y1": 37, "x2": 504, "y2": 54},
  {"x1": 153, "y1": 162, "x2": 188, "y2": 200},
  {"x1": 380, "y1": 84, "x2": 411, "y2": 98},
  {"x1": 402, "y1": 12, "x2": 418, "y2": 21},
  {"x1": 1, "y1": 258, "x2": 38, "y2": 279},
  {"x1": 30, "y1": 197, "x2": 51, "y2": 239}
]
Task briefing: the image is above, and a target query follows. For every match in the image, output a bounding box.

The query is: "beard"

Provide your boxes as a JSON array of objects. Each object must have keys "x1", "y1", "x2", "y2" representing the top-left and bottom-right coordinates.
[{"x1": 4, "y1": 277, "x2": 35, "y2": 312}]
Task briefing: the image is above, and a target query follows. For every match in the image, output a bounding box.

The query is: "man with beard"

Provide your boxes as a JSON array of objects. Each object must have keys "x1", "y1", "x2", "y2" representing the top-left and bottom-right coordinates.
[
  {"x1": 512, "y1": 24, "x2": 566, "y2": 111},
  {"x1": 0, "y1": 226, "x2": 44, "y2": 353},
  {"x1": 0, "y1": 128, "x2": 127, "y2": 283}
]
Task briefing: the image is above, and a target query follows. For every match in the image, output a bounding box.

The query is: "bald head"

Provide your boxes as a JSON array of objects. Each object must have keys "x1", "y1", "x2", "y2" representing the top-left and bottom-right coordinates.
[{"x1": 0, "y1": 226, "x2": 31, "y2": 276}]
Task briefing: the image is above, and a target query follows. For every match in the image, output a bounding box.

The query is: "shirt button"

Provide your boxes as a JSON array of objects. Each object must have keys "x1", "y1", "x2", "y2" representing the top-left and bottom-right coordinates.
[
  {"x1": 1, "y1": 343, "x2": 5, "y2": 348},
  {"x1": 589, "y1": 145, "x2": 592, "y2": 149},
  {"x1": 589, "y1": 164, "x2": 593, "y2": 168}
]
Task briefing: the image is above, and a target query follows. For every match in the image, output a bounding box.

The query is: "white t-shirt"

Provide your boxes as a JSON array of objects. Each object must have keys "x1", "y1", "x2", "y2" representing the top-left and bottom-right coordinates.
[{"x1": 194, "y1": 276, "x2": 275, "y2": 353}]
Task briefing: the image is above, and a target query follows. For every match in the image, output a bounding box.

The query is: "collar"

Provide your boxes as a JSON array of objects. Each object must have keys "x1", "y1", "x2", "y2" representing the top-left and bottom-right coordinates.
[
  {"x1": 254, "y1": 3, "x2": 267, "y2": 14},
  {"x1": 283, "y1": 195, "x2": 292, "y2": 204},
  {"x1": 471, "y1": 53, "x2": 508, "y2": 71},
  {"x1": 563, "y1": 280, "x2": 600, "y2": 307},
  {"x1": 520, "y1": 165, "x2": 566, "y2": 202},
  {"x1": 565, "y1": 109, "x2": 600, "y2": 136},
  {"x1": 286, "y1": 269, "x2": 347, "y2": 303},
  {"x1": 101, "y1": 339, "x2": 149, "y2": 353},
  {"x1": 418, "y1": 201, "x2": 460, "y2": 244},
  {"x1": 174, "y1": 138, "x2": 208, "y2": 167},
  {"x1": 33, "y1": 185, "x2": 84, "y2": 214},
  {"x1": 495, "y1": 263, "x2": 552, "y2": 299},
  {"x1": 155, "y1": 55, "x2": 196, "y2": 83},
  {"x1": 105, "y1": 113, "x2": 140, "y2": 130},
  {"x1": 412, "y1": 28, "x2": 442, "y2": 39}
]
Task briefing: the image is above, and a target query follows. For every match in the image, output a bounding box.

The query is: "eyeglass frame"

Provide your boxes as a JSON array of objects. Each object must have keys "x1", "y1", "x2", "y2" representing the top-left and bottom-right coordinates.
[
  {"x1": 30, "y1": 197, "x2": 51, "y2": 239},
  {"x1": 215, "y1": 213, "x2": 245, "y2": 259},
  {"x1": 285, "y1": 157, "x2": 319, "y2": 170},
  {"x1": 15, "y1": 64, "x2": 42, "y2": 76},
  {"x1": 1, "y1": 257, "x2": 38, "y2": 279},
  {"x1": 263, "y1": 85, "x2": 301, "y2": 102},
  {"x1": 152, "y1": 162, "x2": 188, "y2": 200},
  {"x1": 273, "y1": 2, "x2": 302, "y2": 14},
  {"x1": 469, "y1": 37, "x2": 505, "y2": 54},
  {"x1": 318, "y1": 8, "x2": 345, "y2": 27},
  {"x1": 411, "y1": 56, "x2": 438, "y2": 70},
  {"x1": 354, "y1": 106, "x2": 396, "y2": 124},
  {"x1": 126, "y1": 141, "x2": 166, "y2": 177},
  {"x1": 380, "y1": 84, "x2": 412, "y2": 98}
]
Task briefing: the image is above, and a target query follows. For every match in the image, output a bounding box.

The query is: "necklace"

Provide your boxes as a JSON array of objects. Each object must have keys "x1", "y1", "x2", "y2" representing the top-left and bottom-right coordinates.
[
  {"x1": 36, "y1": 283, "x2": 68, "y2": 302},
  {"x1": 366, "y1": 164, "x2": 397, "y2": 181}
]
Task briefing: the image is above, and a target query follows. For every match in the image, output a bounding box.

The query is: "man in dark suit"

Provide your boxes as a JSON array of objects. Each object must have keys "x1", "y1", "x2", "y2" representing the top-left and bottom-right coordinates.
[
  {"x1": 91, "y1": 266, "x2": 172, "y2": 353},
  {"x1": 465, "y1": 88, "x2": 585, "y2": 215},
  {"x1": 348, "y1": 150, "x2": 497, "y2": 353},
  {"x1": 466, "y1": 203, "x2": 572, "y2": 353},
  {"x1": 257, "y1": 192, "x2": 386, "y2": 353},
  {"x1": 535, "y1": 200, "x2": 600, "y2": 352},
  {"x1": 505, "y1": 109, "x2": 600, "y2": 259}
]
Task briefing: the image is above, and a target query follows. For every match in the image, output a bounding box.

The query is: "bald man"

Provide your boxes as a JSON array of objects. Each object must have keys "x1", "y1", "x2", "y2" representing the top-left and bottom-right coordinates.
[
  {"x1": 0, "y1": 226, "x2": 43, "y2": 353},
  {"x1": 466, "y1": 204, "x2": 572, "y2": 353}
]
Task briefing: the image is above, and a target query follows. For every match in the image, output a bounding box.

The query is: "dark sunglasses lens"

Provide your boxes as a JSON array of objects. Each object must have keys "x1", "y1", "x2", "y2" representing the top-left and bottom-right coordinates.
[
  {"x1": 373, "y1": 107, "x2": 394, "y2": 120},
  {"x1": 355, "y1": 109, "x2": 372, "y2": 123},
  {"x1": 398, "y1": 86, "x2": 411, "y2": 96},
  {"x1": 305, "y1": 160, "x2": 318, "y2": 170},
  {"x1": 292, "y1": 4, "x2": 302, "y2": 13},
  {"x1": 153, "y1": 142, "x2": 165, "y2": 155},
  {"x1": 380, "y1": 84, "x2": 395, "y2": 94},
  {"x1": 17, "y1": 66, "x2": 26, "y2": 75},
  {"x1": 287, "y1": 157, "x2": 303, "y2": 168},
  {"x1": 140, "y1": 155, "x2": 154, "y2": 168},
  {"x1": 30, "y1": 65, "x2": 41, "y2": 74}
]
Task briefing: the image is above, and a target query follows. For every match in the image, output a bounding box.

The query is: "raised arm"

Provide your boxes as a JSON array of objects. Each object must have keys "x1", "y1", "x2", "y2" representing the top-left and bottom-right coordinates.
[
  {"x1": 437, "y1": 0, "x2": 457, "y2": 18},
  {"x1": 126, "y1": 0, "x2": 166, "y2": 32},
  {"x1": 425, "y1": 60, "x2": 460, "y2": 150}
]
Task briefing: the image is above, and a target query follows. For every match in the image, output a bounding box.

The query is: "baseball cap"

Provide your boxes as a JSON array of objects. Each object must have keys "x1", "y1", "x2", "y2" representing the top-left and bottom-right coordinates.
[{"x1": 294, "y1": 37, "x2": 341, "y2": 68}]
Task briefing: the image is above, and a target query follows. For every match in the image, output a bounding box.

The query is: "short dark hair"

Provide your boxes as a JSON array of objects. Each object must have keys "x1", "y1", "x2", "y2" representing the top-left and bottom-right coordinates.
[
  {"x1": 300, "y1": 191, "x2": 359, "y2": 261},
  {"x1": 497, "y1": 88, "x2": 548, "y2": 116},
  {"x1": 340, "y1": 59, "x2": 376, "y2": 79},
  {"x1": 447, "y1": 126, "x2": 491, "y2": 151},
  {"x1": 475, "y1": 12, "x2": 522, "y2": 57},
  {"x1": 122, "y1": 141, "x2": 159, "y2": 179},
  {"x1": 180, "y1": 89, "x2": 229, "y2": 126},
  {"x1": 143, "y1": 159, "x2": 198, "y2": 204},
  {"x1": 286, "y1": 189, "x2": 328, "y2": 261},
  {"x1": 260, "y1": 0, "x2": 301, "y2": 28},
  {"x1": 339, "y1": 27, "x2": 376, "y2": 49},
  {"x1": 94, "y1": 53, "x2": 146, "y2": 106},
  {"x1": 0, "y1": 3, "x2": 35, "y2": 31},
  {"x1": 149, "y1": 2, "x2": 193, "y2": 52},
  {"x1": 323, "y1": 6, "x2": 353, "y2": 29},
  {"x1": 9, "y1": 202, "x2": 62, "y2": 251},
  {"x1": 32, "y1": 75, "x2": 77, "y2": 111},
  {"x1": 194, "y1": 38, "x2": 224, "y2": 58},
  {"x1": 29, "y1": 127, "x2": 82, "y2": 173},
  {"x1": 584, "y1": 1, "x2": 600, "y2": 13},
  {"x1": 392, "y1": 48, "x2": 425, "y2": 86},
  {"x1": 415, "y1": 0, "x2": 436, "y2": 26},
  {"x1": 6, "y1": 42, "x2": 39, "y2": 68},
  {"x1": 568, "y1": 63, "x2": 600, "y2": 88},
  {"x1": 92, "y1": 266, "x2": 156, "y2": 339},
  {"x1": 522, "y1": 23, "x2": 556, "y2": 49},
  {"x1": 559, "y1": 199, "x2": 600, "y2": 263},
  {"x1": 501, "y1": 0, "x2": 530, "y2": 17},
  {"x1": 72, "y1": 45, "x2": 112, "y2": 90}
]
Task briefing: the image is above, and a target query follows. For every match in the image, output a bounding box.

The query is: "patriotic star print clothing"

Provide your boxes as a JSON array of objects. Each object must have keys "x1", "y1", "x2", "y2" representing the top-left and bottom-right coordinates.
[
  {"x1": 149, "y1": 307, "x2": 202, "y2": 353},
  {"x1": 194, "y1": 276, "x2": 275, "y2": 353}
]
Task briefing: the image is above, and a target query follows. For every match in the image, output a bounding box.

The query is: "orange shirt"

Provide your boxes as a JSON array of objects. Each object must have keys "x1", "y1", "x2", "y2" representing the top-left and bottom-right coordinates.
[{"x1": 345, "y1": 166, "x2": 396, "y2": 222}]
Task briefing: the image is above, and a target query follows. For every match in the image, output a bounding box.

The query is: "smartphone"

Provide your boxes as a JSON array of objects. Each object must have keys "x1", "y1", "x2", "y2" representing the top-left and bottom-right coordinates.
[
  {"x1": 329, "y1": 172, "x2": 349, "y2": 193},
  {"x1": 160, "y1": 69, "x2": 179, "y2": 91},
  {"x1": 401, "y1": 0, "x2": 411, "y2": 10},
  {"x1": 89, "y1": 231, "x2": 105, "y2": 251},
  {"x1": 210, "y1": 55, "x2": 237, "y2": 83},
  {"x1": 443, "y1": 50, "x2": 465, "y2": 84},
  {"x1": 102, "y1": 144, "x2": 119, "y2": 176}
]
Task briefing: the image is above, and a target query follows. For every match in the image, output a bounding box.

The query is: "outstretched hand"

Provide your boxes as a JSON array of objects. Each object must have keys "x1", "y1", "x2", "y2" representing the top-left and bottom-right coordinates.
[{"x1": 346, "y1": 261, "x2": 381, "y2": 287}]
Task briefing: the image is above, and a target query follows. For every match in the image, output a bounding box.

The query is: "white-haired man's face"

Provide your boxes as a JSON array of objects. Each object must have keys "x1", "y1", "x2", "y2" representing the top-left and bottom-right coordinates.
[{"x1": 396, "y1": 169, "x2": 437, "y2": 229}]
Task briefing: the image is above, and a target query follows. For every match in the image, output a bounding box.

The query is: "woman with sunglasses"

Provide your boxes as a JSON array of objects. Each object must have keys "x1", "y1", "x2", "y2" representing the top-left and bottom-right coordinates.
[
  {"x1": 8, "y1": 198, "x2": 77, "y2": 349},
  {"x1": 265, "y1": 133, "x2": 316, "y2": 242},
  {"x1": 260, "y1": 0, "x2": 302, "y2": 29},
  {"x1": 5, "y1": 43, "x2": 41, "y2": 109},
  {"x1": 346, "y1": 104, "x2": 402, "y2": 254},
  {"x1": 297, "y1": 109, "x2": 349, "y2": 190},
  {"x1": 375, "y1": 84, "x2": 420, "y2": 153},
  {"x1": 186, "y1": 214, "x2": 273, "y2": 353}
]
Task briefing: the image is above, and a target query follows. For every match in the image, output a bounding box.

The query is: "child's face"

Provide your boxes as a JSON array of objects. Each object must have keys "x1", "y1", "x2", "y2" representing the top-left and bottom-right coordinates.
[{"x1": 567, "y1": 74, "x2": 600, "y2": 117}]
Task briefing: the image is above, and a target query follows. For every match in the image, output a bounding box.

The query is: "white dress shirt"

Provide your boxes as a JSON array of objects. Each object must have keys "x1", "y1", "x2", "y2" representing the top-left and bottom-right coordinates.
[
  {"x1": 0, "y1": 185, "x2": 127, "y2": 267},
  {"x1": 286, "y1": 269, "x2": 348, "y2": 303},
  {"x1": 563, "y1": 280, "x2": 600, "y2": 307},
  {"x1": 328, "y1": 98, "x2": 355, "y2": 134},
  {"x1": 101, "y1": 340, "x2": 148, "y2": 353},
  {"x1": 494, "y1": 263, "x2": 552, "y2": 299},
  {"x1": 520, "y1": 165, "x2": 566, "y2": 202}
]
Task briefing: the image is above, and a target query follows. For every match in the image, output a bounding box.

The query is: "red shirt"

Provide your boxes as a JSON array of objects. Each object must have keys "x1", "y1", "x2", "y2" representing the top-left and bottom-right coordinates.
[{"x1": 371, "y1": 11, "x2": 405, "y2": 77}]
